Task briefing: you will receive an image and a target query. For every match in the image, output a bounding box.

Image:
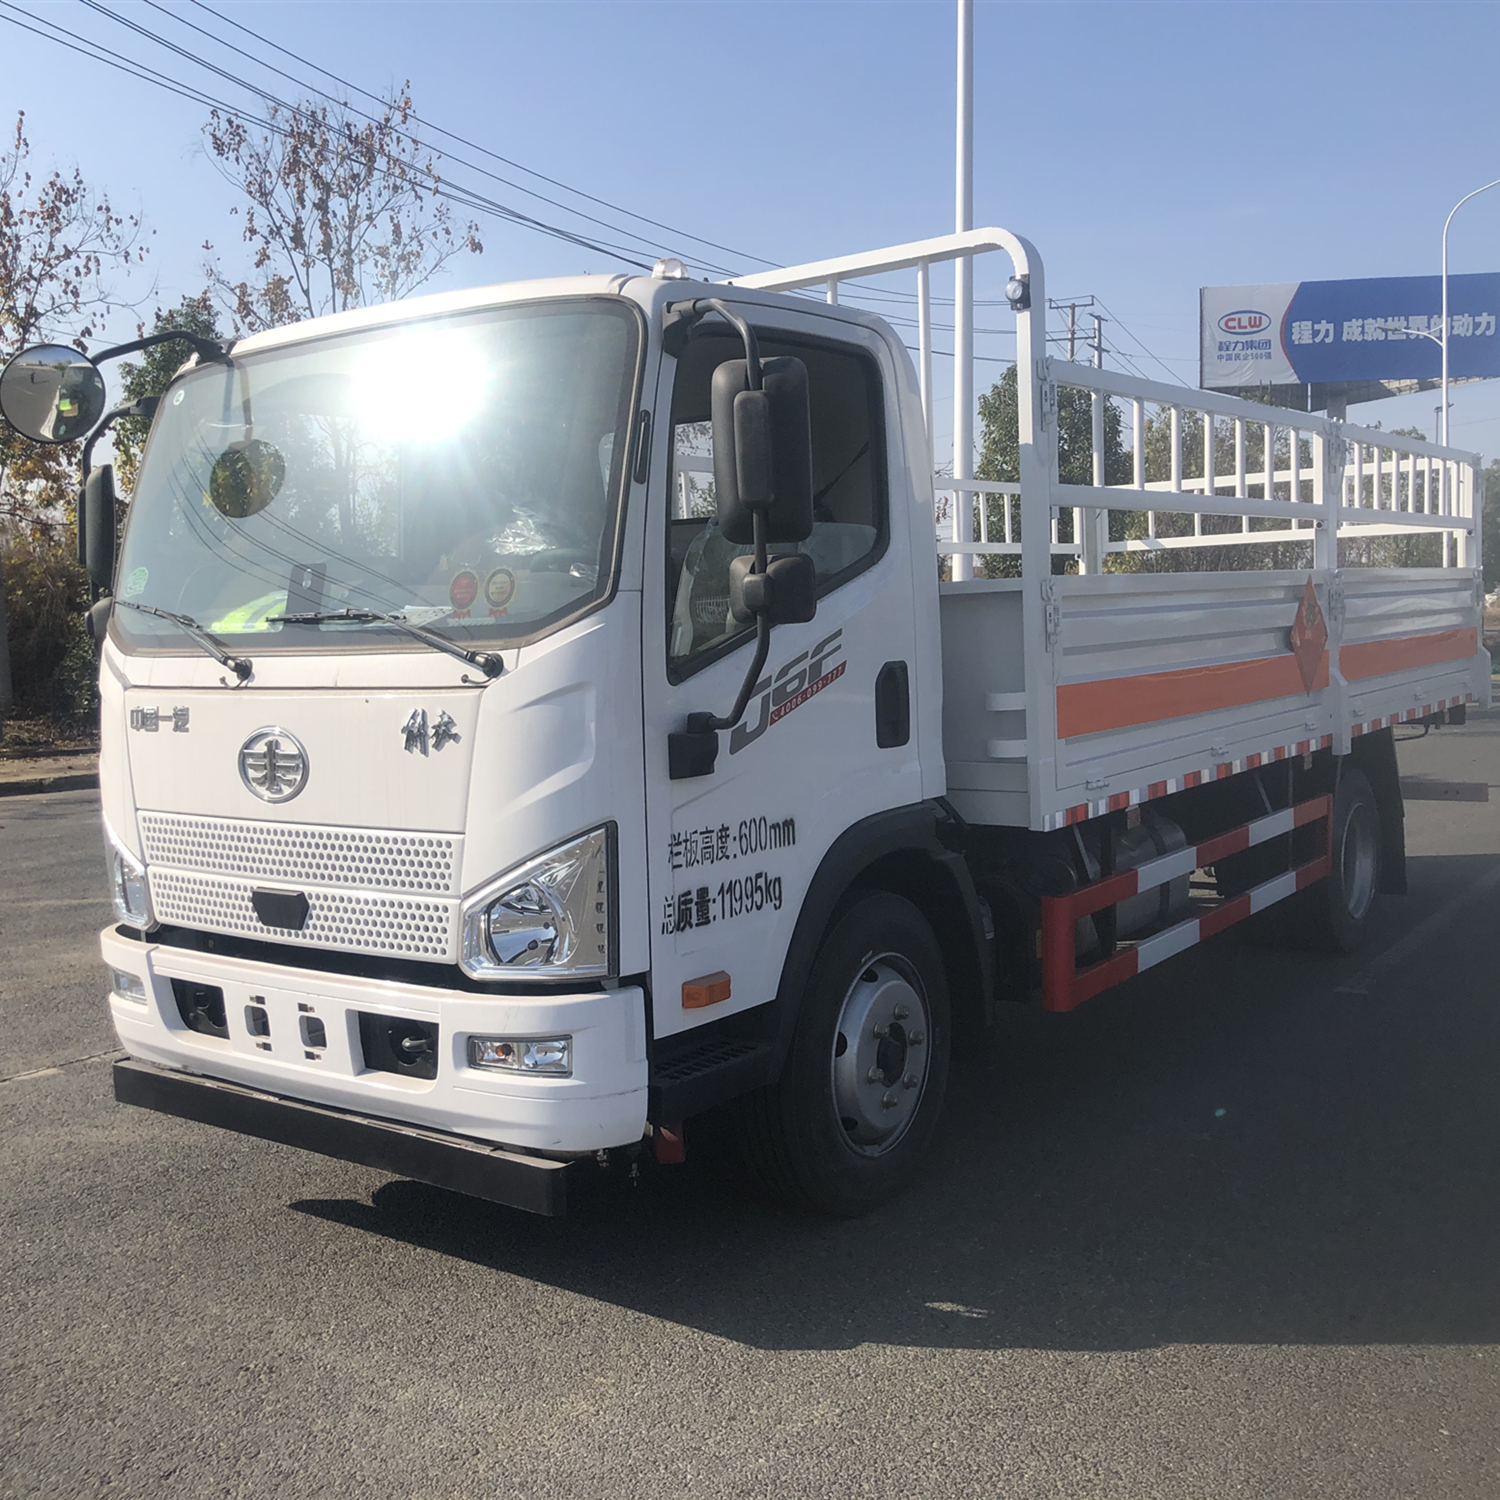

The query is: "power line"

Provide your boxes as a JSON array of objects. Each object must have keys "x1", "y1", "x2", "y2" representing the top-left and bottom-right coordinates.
[
  {"x1": 182, "y1": 0, "x2": 778, "y2": 274},
  {"x1": 74, "y1": 0, "x2": 670, "y2": 269},
  {"x1": 1, "y1": 3, "x2": 660, "y2": 268},
  {"x1": 119, "y1": 0, "x2": 735, "y2": 275}
]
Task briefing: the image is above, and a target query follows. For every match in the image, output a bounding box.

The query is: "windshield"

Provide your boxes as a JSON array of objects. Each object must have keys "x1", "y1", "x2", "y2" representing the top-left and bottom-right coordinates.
[{"x1": 114, "y1": 298, "x2": 641, "y2": 655}]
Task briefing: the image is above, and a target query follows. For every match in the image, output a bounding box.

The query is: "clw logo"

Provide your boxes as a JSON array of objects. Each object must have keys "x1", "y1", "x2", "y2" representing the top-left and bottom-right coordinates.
[{"x1": 1217, "y1": 309, "x2": 1271, "y2": 336}]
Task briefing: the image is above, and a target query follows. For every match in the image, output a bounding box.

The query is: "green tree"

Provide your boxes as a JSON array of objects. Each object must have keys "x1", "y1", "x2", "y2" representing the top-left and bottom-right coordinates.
[
  {"x1": 973, "y1": 364, "x2": 1130, "y2": 577},
  {"x1": 202, "y1": 86, "x2": 481, "y2": 332},
  {"x1": 0, "y1": 111, "x2": 145, "y2": 723},
  {"x1": 112, "y1": 293, "x2": 222, "y2": 498}
]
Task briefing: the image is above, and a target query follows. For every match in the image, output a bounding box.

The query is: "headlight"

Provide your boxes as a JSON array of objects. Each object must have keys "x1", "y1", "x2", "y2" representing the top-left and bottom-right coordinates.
[
  {"x1": 104, "y1": 821, "x2": 155, "y2": 930},
  {"x1": 459, "y1": 825, "x2": 615, "y2": 982}
]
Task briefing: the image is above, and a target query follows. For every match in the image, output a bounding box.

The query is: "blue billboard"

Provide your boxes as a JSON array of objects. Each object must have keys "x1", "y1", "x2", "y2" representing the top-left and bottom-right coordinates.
[{"x1": 1200, "y1": 273, "x2": 1500, "y2": 389}]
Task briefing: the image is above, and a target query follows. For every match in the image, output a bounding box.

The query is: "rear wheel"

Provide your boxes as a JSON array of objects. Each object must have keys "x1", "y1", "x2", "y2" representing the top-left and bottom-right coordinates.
[
  {"x1": 737, "y1": 892, "x2": 951, "y2": 1217},
  {"x1": 1308, "y1": 768, "x2": 1381, "y2": 953}
]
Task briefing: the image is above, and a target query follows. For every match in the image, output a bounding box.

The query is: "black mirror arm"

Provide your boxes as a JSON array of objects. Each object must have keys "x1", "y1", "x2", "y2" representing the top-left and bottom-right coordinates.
[
  {"x1": 91, "y1": 330, "x2": 231, "y2": 368},
  {"x1": 80, "y1": 396, "x2": 159, "y2": 477},
  {"x1": 662, "y1": 298, "x2": 761, "y2": 387},
  {"x1": 686, "y1": 511, "x2": 772, "y2": 736}
]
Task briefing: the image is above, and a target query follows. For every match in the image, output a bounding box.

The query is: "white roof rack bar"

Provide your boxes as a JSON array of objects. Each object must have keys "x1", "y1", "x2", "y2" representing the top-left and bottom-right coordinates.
[{"x1": 724, "y1": 227, "x2": 1034, "y2": 293}]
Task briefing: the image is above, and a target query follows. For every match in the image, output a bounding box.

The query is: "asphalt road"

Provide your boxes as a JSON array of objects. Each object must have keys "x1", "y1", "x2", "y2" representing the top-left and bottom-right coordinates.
[{"x1": 3, "y1": 721, "x2": 1499, "y2": 1500}]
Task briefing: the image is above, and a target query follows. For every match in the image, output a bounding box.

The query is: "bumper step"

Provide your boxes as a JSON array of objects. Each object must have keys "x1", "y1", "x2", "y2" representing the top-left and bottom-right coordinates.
[{"x1": 113, "y1": 1059, "x2": 571, "y2": 1216}]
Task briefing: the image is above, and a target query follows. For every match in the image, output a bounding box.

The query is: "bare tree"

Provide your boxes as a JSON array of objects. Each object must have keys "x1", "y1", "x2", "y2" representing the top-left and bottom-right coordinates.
[
  {"x1": 0, "y1": 112, "x2": 147, "y2": 722},
  {"x1": 202, "y1": 86, "x2": 482, "y2": 333}
]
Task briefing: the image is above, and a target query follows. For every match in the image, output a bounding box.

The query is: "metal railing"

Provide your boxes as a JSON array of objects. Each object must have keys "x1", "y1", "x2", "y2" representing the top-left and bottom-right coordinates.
[
  {"x1": 942, "y1": 361, "x2": 1480, "y2": 574},
  {"x1": 727, "y1": 228, "x2": 1482, "y2": 578}
]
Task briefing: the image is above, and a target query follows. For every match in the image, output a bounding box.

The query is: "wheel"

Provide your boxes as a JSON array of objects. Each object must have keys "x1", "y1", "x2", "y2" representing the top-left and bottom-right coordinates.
[
  {"x1": 1308, "y1": 768, "x2": 1382, "y2": 953},
  {"x1": 737, "y1": 891, "x2": 951, "y2": 1217}
]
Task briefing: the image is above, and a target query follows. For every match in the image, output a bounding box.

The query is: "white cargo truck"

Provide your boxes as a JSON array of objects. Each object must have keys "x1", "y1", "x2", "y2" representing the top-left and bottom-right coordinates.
[{"x1": 2, "y1": 228, "x2": 1488, "y2": 1215}]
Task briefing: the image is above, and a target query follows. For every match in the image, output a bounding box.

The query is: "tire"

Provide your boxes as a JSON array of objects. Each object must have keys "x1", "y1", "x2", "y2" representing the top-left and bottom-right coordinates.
[
  {"x1": 737, "y1": 891, "x2": 951, "y2": 1217},
  {"x1": 1307, "y1": 768, "x2": 1382, "y2": 953}
]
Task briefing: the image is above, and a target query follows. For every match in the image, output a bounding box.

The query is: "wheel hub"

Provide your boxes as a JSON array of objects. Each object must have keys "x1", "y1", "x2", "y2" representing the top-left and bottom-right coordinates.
[{"x1": 830, "y1": 958, "x2": 930, "y2": 1154}]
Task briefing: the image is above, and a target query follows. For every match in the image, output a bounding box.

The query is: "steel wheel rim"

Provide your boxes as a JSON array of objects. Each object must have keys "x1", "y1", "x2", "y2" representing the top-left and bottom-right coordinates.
[
  {"x1": 1339, "y1": 800, "x2": 1378, "y2": 921},
  {"x1": 829, "y1": 952, "x2": 932, "y2": 1158}
]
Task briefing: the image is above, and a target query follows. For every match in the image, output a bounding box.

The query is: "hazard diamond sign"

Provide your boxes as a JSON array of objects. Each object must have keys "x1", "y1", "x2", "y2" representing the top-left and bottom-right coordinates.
[{"x1": 1289, "y1": 576, "x2": 1328, "y2": 695}]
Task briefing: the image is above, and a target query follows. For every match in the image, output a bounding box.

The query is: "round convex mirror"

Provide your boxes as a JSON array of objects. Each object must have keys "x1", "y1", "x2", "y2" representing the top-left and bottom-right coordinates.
[
  {"x1": 0, "y1": 344, "x2": 108, "y2": 443},
  {"x1": 207, "y1": 438, "x2": 286, "y2": 519}
]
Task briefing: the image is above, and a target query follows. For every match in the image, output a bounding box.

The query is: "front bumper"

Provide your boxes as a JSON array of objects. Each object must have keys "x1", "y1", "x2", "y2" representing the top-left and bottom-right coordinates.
[
  {"x1": 114, "y1": 1059, "x2": 571, "y2": 1215},
  {"x1": 101, "y1": 926, "x2": 648, "y2": 1158}
]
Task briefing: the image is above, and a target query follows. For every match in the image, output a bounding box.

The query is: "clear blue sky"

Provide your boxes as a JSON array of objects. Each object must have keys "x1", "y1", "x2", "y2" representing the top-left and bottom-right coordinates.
[{"x1": 7, "y1": 0, "x2": 1500, "y2": 461}]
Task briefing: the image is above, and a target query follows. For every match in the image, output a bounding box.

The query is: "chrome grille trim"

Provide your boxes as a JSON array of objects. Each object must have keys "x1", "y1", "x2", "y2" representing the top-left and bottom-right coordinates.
[
  {"x1": 138, "y1": 812, "x2": 461, "y2": 896},
  {"x1": 148, "y1": 870, "x2": 459, "y2": 961}
]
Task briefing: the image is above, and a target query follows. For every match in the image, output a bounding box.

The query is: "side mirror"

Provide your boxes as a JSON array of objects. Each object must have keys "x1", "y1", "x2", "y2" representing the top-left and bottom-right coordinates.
[
  {"x1": 82, "y1": 464, "x2": 117, "y2": 591},
  {"x1": 0, "y1": 344, "x2": 107, "y2": 443},
  {"x1": 710, "y1": 355, "x2": 813, "y2": 545},
  {"x1": 729, "y1": 553, "x2": 817, "y2": 625}
]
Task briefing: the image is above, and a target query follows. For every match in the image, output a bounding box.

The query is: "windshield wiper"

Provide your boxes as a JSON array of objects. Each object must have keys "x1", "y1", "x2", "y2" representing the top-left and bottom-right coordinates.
[
  {"x1": 266, "y1": 607, "x2": 504, "y2": 679},
  {"x1": 113, "y1": 599, "x2": 253, "y2": 682}
]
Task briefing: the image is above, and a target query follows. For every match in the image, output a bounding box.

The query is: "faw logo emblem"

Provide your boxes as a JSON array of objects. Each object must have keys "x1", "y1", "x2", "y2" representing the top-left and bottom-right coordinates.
[
  {"x1": 238, "y1": 727, "x2": 309, "y2": 803},
  {"x1": 730, "y1": 629, "x2": 844, "y2": 756},
  {"x1": 1217, "y1": 309, "x2": 1272, "y2": 336}
]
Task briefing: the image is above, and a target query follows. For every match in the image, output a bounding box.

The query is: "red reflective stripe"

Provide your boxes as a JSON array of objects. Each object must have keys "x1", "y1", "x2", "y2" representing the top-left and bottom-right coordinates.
[
  {"x1": 1341, "y1": 627, "x2": 1478, "y2": 682},
  {"x1": 1195, "y1": 824, "x2": 1251, "y2": 866},
  {"x1": 1294, "y1": 795, "x2": 1331, "y2": 829},
  {"x1": 1040, "y1": 894, "x2": 1078, "y2": 1012},
  {"x1": 1066, "y1": 869, "x2": 1143, "y2": 922},
  {"x1": 1200, "y1": 892, "x2": 1252, "y2": 940},
  {"x1": 1048, "y1": 948, "x2": 1139, "y2": 1013},
  {"x1": 1056, "y1": 651, "x2": 1330, "y2": 738},
  {"x1": 1296, "y1": 855, "x2": 1330, "y2": 889}
]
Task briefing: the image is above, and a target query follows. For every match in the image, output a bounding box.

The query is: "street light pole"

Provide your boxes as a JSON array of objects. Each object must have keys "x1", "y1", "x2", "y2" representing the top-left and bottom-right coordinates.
[
  {"x1": 951, "y1": 0, "x2": 974, "y2": 580},
  {"x1": 1440, "y1": 176, "x2": 1500, "y2": 445}
]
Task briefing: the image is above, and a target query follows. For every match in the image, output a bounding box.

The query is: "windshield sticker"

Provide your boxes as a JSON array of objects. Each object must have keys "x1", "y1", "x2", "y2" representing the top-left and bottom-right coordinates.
[
  {"x1": 448, "y1": 569, "x2": 479, "y2": 619},
  {"x1": 729, "y1": 629, "x2": 845, "y2": 756},
  {"x1": 122, "y1": 566, "x2": 148, "y2": 598},
  {"x1": 484, "y1": 567, "x2": 516, "y2": 617}
]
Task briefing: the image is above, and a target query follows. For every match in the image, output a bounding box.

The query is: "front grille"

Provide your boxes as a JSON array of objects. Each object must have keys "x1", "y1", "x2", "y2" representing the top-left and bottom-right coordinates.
[
  {"x1": 139, "y1": 812, "x2": 461, "y2": 896},
  {"x1": 149, "y1": 869, "x2": 458, "y2": 960}
]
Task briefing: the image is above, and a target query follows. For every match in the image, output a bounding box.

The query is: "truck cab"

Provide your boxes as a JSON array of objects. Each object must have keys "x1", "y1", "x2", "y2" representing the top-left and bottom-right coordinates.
[{"x1": 59, "y1": 268, "x2": 967, "y2": 1215}]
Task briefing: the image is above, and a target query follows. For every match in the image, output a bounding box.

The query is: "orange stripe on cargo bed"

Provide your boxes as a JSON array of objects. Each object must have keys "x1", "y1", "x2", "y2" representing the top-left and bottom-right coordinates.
[
  {"x1": 1056, "y1": 651, "x2": 1329, "y2": 738},
  {"x1": 1340, "y1": 627, "x2": 1477, "y2": 682}
]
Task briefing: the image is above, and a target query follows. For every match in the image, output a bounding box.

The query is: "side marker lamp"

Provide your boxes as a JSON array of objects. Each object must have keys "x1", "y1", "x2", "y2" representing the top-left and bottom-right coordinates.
[{"x1": 682, "y1": 971, "x2": 731, "y2": 1009}]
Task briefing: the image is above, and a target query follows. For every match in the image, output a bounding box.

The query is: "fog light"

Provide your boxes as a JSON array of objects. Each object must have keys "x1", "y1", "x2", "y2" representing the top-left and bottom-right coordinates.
[
  {"x1": 109, "y1": 967, "x2": 147, "y2": 1003},
  {"x1": 467, "y1": 1035, "x2": 572, "y2": 1075}
]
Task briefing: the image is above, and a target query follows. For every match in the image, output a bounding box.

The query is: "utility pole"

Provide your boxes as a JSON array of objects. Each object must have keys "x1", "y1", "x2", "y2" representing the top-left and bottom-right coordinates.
[
  {"x1": 1080, "y1": 312, "x2": 1109, "y2": 572},
  {"x1": 951, "y1": 0, "x2": 974, "y2": 581},
  {"x1": 1047, "y1": 294, "x2": 1096, "y2": 364}
]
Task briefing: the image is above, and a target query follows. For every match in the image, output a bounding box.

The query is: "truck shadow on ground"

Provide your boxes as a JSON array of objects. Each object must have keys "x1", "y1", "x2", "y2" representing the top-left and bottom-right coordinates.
[{"x1": 293, "y1": 852, "x2": 1500, "y2": 1354}]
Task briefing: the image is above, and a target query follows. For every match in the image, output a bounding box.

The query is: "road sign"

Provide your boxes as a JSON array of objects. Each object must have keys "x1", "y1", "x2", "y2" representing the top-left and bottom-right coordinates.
[{"x1": 1201, "y1": 274, "x2": 1500, "y2": 389}]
